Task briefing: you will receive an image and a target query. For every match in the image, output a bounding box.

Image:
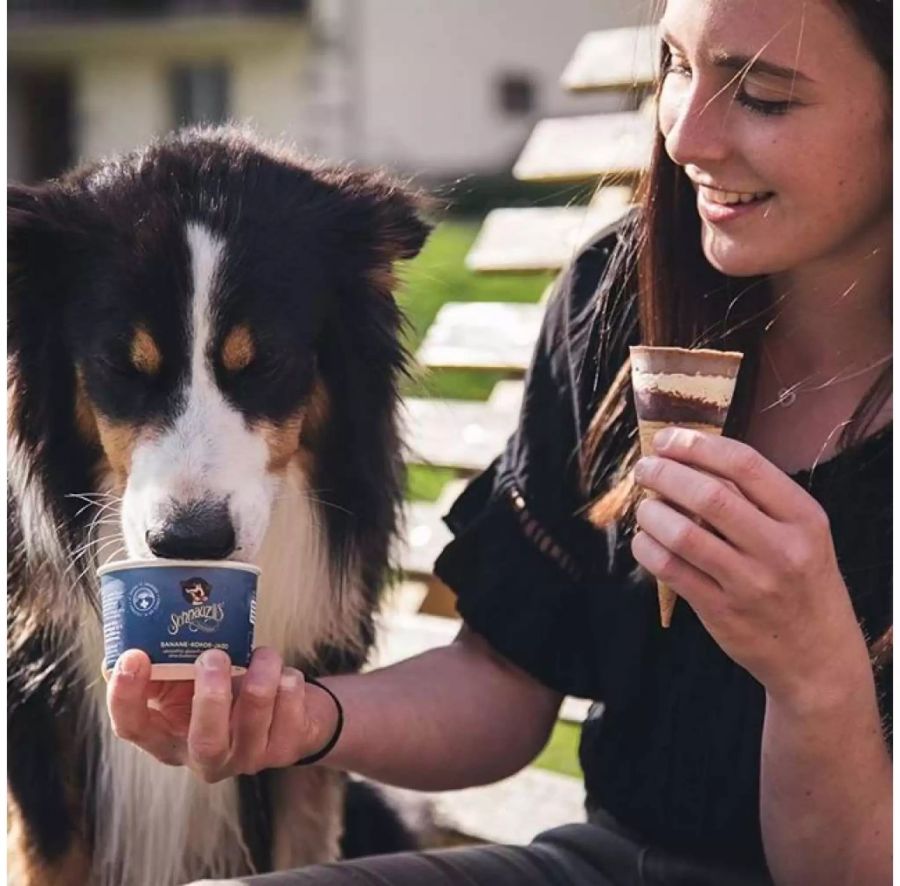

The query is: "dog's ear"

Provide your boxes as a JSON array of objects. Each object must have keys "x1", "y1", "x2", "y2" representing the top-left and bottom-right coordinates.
[
  {"x1": 8, "y1": 182, "x2": 96, "y2": 310},
  {"x1": 9, "y1": 181, "x2": 79, "y2": 258},
  {"x1": 322, "y1": 168, "x2": 434, "y2": 267},
  {"x1": 365, "y1": 179, "x2": 433, "y2": 263}
]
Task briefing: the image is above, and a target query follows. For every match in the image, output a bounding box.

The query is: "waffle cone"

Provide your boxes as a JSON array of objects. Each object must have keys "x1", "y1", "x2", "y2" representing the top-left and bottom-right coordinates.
[{"x1": 630, "y1": 346, "x2": 743, "y2": 629}]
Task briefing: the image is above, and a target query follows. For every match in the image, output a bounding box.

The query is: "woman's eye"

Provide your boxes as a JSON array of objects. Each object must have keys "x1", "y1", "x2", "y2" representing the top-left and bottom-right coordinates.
[
  {"x1": 662, "y1": 56, "x2": 691, "y2": 78},
  {"x1": 735, "y1": 91, "x2": 793, "y2": 117}
]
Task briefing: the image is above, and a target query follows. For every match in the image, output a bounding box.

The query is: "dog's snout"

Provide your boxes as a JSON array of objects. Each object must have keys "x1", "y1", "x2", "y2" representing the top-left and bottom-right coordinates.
[{"x1": 146, "y1": 501, "x2": 236, "y2": 560}]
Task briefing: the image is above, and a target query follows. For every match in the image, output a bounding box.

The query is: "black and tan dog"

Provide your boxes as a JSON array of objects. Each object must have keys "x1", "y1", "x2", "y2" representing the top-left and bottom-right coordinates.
[{"x1": 8, "y1": 125, "x2": 431, "y2": 886}]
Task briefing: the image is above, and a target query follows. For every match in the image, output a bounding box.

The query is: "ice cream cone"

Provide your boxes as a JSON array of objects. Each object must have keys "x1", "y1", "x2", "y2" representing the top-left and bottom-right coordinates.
[{"x1": 630, "y1": 346, "x2": 743, "y2": 628}]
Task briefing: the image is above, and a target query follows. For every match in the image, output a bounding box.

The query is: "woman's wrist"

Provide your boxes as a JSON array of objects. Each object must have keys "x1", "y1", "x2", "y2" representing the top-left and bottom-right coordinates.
[
  {"x1": 764, "y1": 639, "x2": 876, "y2": 721},
  {"x1": 297, "y1": 678, "x2": 344, "y2": 766}
]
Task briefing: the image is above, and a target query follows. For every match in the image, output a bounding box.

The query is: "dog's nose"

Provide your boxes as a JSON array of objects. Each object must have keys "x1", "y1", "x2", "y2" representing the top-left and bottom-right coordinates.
[{"x1": 146, "y1": 501, "x2": 236, "y2": 560}]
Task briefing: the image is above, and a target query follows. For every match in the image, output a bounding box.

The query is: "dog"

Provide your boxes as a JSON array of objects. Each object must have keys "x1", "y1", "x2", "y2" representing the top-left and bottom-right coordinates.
[
  {"x1": 8, "y1": 125, "x2": 432, "y2": 886},
  {"x1": 181, "y1": 577, "x2": 213, "y2": 606}
]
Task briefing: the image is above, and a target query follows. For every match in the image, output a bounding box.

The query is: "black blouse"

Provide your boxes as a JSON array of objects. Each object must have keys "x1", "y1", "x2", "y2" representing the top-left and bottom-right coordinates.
[{"x1": 433, "y1": 214, "x2": 892, "y2": 873}]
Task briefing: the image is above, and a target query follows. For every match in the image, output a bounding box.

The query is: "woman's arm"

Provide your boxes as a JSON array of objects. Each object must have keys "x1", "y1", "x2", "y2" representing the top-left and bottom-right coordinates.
[
  {"x1": 319, "y1": 625, "x2": 564, "y2": 789},
  {"x1": 760, "y1": 657, "x2": 891, "y2": 886},
  {"x1": 107, "y1": 625, "x2": 564, "y2": 789}
]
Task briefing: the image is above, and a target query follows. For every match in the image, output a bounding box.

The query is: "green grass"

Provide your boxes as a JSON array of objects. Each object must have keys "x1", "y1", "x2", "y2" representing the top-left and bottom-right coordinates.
[
  {"x1": 396, "y1": 219, "x2": 552, "y2": 500},
  {"x1": 533, "y1": 720, "x2": 584, "y2": 780}
]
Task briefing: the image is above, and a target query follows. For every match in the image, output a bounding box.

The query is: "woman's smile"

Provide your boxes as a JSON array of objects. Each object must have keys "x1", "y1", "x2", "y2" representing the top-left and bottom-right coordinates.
[{"x1": 696, "y1": 184, "x2": 775, "y2": 224}]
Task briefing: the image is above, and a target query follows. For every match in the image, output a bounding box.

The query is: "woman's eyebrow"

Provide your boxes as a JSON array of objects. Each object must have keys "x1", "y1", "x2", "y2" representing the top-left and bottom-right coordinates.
[{"x1": 661, "y1": 30, "x2": 815, "y2": 83}]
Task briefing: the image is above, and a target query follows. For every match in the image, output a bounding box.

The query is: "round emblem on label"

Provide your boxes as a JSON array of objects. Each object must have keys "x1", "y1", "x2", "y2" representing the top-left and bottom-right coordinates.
[{"x1": 128, "y1": 582, "x2": 161, "y2": 617}]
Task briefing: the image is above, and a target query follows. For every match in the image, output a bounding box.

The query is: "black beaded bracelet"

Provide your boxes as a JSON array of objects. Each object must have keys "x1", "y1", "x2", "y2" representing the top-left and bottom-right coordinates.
[{"x1": 294, "y1": 676, "x2": 344, "y2": 766}]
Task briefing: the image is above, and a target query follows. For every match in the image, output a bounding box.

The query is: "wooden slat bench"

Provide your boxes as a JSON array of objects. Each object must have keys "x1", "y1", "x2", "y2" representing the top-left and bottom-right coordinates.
[
  {"x1": 402, "y1": 381, "x2": 524, "y2": 473},
  {"x1": 396, "y1": 480, "x2": 467, "y2": 580},
  {"x1": 512, "y1": 110, "x2": 654, "y2": 183},
  {"x1": 560, "y1": 24, "x2": 659, "y2": 92},
  {"x1": 465, "y1": 199, "x2": 631, "y2": 273},
  {"x1": 415, "y1": 302, "x2": 544, "y2": 374}
]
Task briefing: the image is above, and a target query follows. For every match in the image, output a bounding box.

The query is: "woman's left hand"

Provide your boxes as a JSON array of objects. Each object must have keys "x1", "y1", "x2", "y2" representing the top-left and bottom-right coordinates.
[{"x1": 631, "y1": 427, "x2": 870, "y2": 709}]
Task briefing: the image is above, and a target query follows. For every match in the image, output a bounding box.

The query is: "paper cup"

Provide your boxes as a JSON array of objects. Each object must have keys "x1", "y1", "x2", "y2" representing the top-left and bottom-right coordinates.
[{"x1": 99, "y1": 559, "x2": 260, "y2": 680}]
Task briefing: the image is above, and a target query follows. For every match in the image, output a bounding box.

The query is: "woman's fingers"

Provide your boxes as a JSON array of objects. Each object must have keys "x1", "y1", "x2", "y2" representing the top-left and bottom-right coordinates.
[
  {"x1": 187, "y1": 649, "x2": 234, "y2": 781},
  {"x1": 107, "y1": 650, "x2": 186, "y2": 765},
  {"x1": 634, "y1": 454, "x2": 781, "y2": 556},
  {"x1": 651, "y1": 428, "x2": 821, "y2": 524},
  {"x1": 266, "y1": 668, "x2": 310, "y2": 767},
  {"x1": 631, "y1": 529, "x2": 723, "y2": 617},
  {"x1": 109, "y1": 646, "x2": 316, "y2": 779},
  {"x1": 229, "y1": 647, "x2": 283, "y2": 773}
]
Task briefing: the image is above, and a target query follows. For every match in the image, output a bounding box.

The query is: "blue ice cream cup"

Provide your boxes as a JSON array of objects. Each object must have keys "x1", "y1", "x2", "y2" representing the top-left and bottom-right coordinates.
[{"x1": 99, "y1": 559, "x2": 260, "y2": 680}]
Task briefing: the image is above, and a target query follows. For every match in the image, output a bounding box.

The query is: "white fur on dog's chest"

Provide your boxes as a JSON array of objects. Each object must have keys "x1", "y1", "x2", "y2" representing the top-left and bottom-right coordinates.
[{"x1": 82, "y1": 468, "x2": 358, "y2": 886}]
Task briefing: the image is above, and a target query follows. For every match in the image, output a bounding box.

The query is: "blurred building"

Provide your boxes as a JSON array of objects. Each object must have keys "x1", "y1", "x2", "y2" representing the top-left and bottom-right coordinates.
[{"x1": 9, "y1": 0, "x2": 653, "y2": 183}]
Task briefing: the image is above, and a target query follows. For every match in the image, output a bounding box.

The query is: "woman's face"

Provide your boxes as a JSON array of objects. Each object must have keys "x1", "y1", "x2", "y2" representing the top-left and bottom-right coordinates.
[{"x1": 657, "y1": 0, "x2": 891, "y2": 278}]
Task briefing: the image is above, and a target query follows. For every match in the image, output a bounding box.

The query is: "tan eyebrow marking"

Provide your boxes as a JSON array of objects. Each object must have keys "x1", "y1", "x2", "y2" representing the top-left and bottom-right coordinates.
[
  {"x1": 130, "y1": 327, "x2": 162, "y2": 375},
  {"x1": 222, "y1": 324, "x2": 255, "y2": 373}
]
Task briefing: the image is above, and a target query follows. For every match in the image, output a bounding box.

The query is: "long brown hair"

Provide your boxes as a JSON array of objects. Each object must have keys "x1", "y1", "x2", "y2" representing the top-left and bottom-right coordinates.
[{"x1": 581, "y1": 0, "x2": 892, "y2": 659}]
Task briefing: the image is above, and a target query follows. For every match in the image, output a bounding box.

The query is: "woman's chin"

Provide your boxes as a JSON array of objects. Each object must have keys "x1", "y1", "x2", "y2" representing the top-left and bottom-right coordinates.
[{"x1": 701, "y1": 230, "x2": 786, "y2": 278}]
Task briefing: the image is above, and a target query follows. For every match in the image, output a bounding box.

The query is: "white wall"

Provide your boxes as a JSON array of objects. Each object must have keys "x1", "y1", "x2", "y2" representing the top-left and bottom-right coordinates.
[
  {"x1": 350, "y1": 0, "x2": 655, "y2": 174},
  {"x1": 76, "y1": 58, "x2": 171, "y2": 163},
  {"x1": 229, "y1": 38, "x2": 312, "y2": 147}
]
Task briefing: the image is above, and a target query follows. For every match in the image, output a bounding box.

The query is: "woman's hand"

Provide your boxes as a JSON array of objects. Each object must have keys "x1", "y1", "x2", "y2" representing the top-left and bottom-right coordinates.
[
  {"x1": 631, "y1": 427, "x2": 871, "y2": 709},
  {"x1": 106, "y1": 647, "x2": 338, "y2": 782}
]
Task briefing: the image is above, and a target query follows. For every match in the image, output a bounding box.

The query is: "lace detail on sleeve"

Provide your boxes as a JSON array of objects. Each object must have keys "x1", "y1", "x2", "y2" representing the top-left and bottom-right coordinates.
[{"x1": 506, "y1": 484, "x2": 584, "y2": 583}]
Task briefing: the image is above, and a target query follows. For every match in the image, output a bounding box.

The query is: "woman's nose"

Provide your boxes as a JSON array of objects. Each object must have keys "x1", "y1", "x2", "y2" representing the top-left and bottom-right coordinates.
[{"x1": 660, "y1": 83, "x2": 732, "y2": 169}]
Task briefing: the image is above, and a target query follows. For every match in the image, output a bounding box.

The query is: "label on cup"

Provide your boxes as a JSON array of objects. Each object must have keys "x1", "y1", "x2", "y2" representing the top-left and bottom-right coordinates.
[{"x1": 100, "y1": 563, "x2": 257, "y2": 673}]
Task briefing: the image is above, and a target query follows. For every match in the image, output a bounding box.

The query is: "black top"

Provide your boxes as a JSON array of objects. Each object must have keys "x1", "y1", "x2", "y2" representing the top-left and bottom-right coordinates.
[{"x1": 433, "y1": 214, "x2": 892, "y2": 873}]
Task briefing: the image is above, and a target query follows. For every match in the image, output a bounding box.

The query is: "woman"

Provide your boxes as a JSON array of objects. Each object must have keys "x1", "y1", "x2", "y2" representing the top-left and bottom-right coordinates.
[{"x1": 109, "y1": 0, "x2": 892, "y2": 882}]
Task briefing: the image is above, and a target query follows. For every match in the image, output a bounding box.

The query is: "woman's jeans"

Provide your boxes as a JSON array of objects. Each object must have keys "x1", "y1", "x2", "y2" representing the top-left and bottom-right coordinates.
[{"x1": 187, "y1": 813, "x2": 773, "y2": 886}]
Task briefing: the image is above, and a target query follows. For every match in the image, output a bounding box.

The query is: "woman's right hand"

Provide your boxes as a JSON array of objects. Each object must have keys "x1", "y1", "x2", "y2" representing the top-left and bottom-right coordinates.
[{"x1": 106, "y1": 647, "x2": 339, "y2": 782}]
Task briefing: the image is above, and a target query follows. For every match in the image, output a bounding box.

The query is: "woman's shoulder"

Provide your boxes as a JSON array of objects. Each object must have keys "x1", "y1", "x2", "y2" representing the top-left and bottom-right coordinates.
[
  {"x1": 548, "y1": 205, "x2": 641, "y2": 323},
  {"x1": 538, "y1": 206, "x2": 641, "y2": 413}
]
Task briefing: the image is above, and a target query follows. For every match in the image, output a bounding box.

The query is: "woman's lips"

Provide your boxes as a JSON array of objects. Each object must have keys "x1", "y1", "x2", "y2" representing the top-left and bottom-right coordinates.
[{"x1": 697, "y1": 187, "x2": 774, "y2": 224}]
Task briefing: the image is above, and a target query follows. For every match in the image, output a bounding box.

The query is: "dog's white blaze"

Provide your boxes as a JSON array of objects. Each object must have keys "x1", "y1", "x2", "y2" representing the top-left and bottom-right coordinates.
[
  {"x1": 76, "y1": 224, "x2": 359, "y2": 885},
  {"x1": 121, "y1": 223, "x2": 276, "y2": 561}
]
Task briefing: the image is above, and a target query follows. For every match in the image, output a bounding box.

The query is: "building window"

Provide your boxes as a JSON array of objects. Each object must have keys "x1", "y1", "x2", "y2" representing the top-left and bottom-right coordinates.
[
  {"x1": 497, "y1": 73, "x2": 536, "y2": 117},
  {"x1": 9, "y1": 67, "x2": 74, "y2": 183},
  {"x1": 171, "y1": 63, "x2": 229, "y2": 127}
]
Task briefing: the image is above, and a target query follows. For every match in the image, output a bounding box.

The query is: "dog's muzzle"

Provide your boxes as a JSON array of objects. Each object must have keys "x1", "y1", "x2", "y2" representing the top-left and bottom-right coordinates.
[{"x1": 145, "y1": 499, "x2": 236, "y2": 560}]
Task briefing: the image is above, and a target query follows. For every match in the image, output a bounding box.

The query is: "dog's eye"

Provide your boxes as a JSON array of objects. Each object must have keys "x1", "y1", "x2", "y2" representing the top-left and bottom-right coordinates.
[
  {"x1": 97, "y1": 351, "x2": 162, "y2": 386},
  {"x1": 99, "y1": 355, "x2": 144, "y2": 379}
]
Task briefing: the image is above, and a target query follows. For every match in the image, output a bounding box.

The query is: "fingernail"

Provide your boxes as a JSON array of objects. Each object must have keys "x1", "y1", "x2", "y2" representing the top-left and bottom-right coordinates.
[
  {"x1": 654, "y1": 428, "x2": 675, "y2": 448},
  {"x1": 634, "y1": 458, "x2": 647, "y2": 481},
  {"x1": 199, "y1": 649, "x2": 229, "y2": 671},
  {"x1": 116, "y1": 652, "x2": 138, "y2": 678},
  {"x1": 279, "y1": 672, "x2": 300, "y2": 692}
]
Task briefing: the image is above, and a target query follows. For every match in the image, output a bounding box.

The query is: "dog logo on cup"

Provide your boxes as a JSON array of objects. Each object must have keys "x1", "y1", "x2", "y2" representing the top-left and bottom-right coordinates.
[{"x1": 181, "y1": 577, "x2": 212, "y2": 606}]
